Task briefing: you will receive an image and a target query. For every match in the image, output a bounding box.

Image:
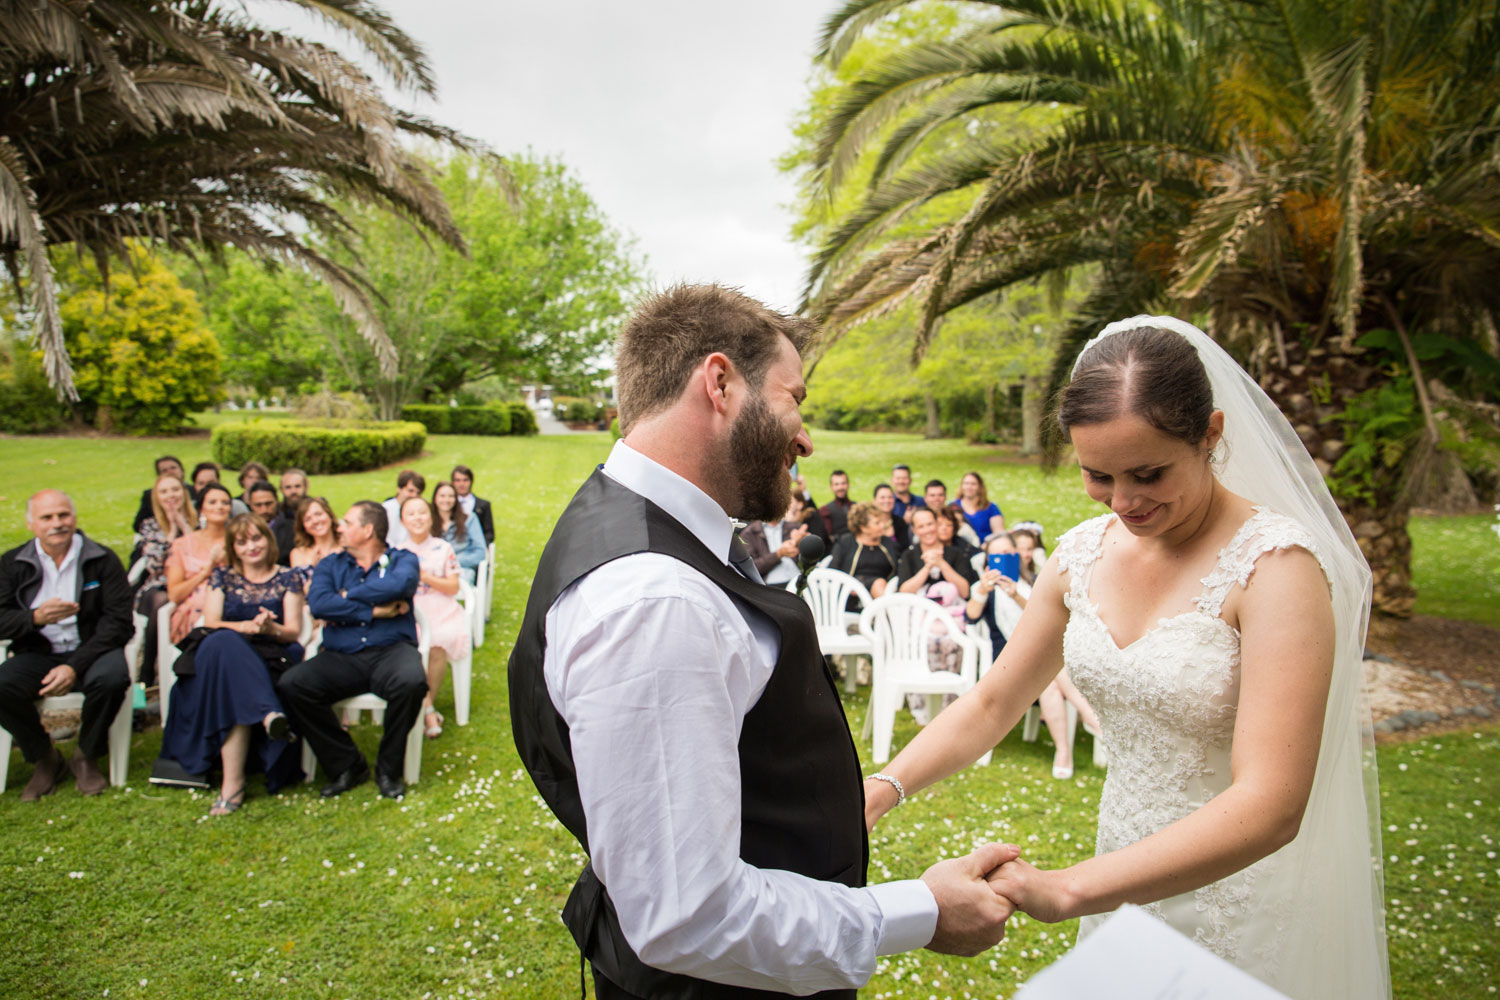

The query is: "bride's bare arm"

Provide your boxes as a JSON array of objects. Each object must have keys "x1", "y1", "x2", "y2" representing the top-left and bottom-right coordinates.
[
  {"x1": 987, "y1": 545, "x2": 1335, "y2": 922},
  {"x1": 864, "y1": 554, "x2": 1070, "y2": 829}
]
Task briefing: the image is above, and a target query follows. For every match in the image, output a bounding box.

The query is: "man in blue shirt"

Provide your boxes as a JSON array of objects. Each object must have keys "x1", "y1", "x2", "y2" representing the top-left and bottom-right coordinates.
[{"x1": 277, "y1": 500, "x2": 426, "y2": 799}]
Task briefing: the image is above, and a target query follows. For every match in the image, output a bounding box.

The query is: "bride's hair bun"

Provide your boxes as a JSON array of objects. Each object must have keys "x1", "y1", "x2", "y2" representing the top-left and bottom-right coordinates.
[{"x1": 1056, "y1": 326, "x2": 1214, "y2": 446}]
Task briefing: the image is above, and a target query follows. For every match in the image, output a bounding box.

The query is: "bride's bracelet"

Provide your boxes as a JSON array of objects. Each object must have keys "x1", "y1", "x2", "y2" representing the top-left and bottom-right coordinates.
[{"x1": 867, "y1": 772, "x2": 905, "y2": 807}]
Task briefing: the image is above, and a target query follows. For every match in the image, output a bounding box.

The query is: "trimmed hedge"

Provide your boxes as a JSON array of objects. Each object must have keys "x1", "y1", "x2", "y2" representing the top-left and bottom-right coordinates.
[
  {"x1": 402, "y1": 404, "x2": 509, "y2": 436},
  {"x1": 400, "y1": 403, "x2": 537, "y2": 436},
  {"x1": 211, "y1": 420, "x2": 426, "y2": 474},
  {"x1": 507, "y1": 402, "x2": 539, "y2": 436}
]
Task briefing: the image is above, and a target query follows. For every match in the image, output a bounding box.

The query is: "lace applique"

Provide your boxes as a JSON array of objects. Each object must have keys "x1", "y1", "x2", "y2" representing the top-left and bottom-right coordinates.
[{"x1": 1195, "y1": 507, "x2": 1329, "y2": 619}]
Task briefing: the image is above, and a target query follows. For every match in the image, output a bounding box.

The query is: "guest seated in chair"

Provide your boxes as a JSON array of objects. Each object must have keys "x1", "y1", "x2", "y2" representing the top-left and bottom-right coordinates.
[
  {"x1": 381, "y1": 470, "x2": 425, "y2": 548},
  {"x1": 166, "y1": 483, "x2": 232, "y2": 644},
  {"x1": 288, "y1": 496, "x2": 341, "y2": 590},
  {"x1": 156, "y1": 514, "x2": 304, "y2": 814},
  {"x1": 740, "y1": 504, "x2": 809, "y2": 590},
  {"x1": 828, "y1": 502, "x2": 899, "y2": 599},
  {"x1": 395, "y1": 496, "x2": 472, "y2": 740},
  {"x1": 132, "y1": 454, "x2": 189, "y2": 533},
  {"x1": 135, "y1": 473, "x2": 197, "y2": 683},
  {"x1": 272, "y1": 469, "x2": 309, "y2": 565},
  {"x1": 450, "y1": 465, "x2": 494, "y2": 547},
  {"x1": 276, "y1": 501, "x2": 425, "y2": 799},
  {"x1": 871, "y1": 483, "x2": 911, "y2": 551},
  {"x1": 0, "y1": 490, "x2": 132, "y2": 800},
  {"x1": 932, "y1": 504, "x2": 980, "y2": 562},
  {"x1": 431, "y1": 481, "x2": 486, "y2": 587}
]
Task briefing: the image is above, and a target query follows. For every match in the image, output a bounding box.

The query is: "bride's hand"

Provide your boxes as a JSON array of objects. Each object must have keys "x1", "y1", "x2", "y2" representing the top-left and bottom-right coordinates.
[
  {"x1": 985, "y1": 858, "x2": 1075, "y2": 924},
  {"x1": 863, "y1": 777, "x2": 900, "y2": 832}
]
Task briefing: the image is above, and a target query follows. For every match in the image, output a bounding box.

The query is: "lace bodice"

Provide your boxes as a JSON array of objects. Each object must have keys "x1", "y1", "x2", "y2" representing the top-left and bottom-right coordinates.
[
  {"x1": 209, "y1": 566, "x2": 300, "y2": 624},
  {"x1": 1056, "y1": 507, "x2": 1326, "y2": 976}
]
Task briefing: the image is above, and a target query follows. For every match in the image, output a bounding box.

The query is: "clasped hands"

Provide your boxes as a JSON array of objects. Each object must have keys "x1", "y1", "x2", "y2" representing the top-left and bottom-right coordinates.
[{"x1": 919, "y1": 843, "x2": 1066, "y2": 956}]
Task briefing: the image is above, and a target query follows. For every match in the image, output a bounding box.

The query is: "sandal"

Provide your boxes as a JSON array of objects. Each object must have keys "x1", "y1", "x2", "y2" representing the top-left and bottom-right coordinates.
[
  {"x1": 423, "y1": 707, "x2": 444, "y2": 740},
  {"x1": 210, "y1": 786, "x2": 246, "y2": 816}
]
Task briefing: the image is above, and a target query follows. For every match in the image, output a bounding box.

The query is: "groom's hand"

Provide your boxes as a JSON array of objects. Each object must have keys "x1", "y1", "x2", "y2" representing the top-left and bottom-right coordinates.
[{"x1": 921, "y1": 842, "x2": 1021, "y2": 956}]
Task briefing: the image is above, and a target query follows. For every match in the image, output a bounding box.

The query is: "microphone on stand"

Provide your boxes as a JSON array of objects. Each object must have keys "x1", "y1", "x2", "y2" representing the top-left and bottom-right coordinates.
[{"x1": 795, "y1": 533, "x2": 826, "y2": 597}]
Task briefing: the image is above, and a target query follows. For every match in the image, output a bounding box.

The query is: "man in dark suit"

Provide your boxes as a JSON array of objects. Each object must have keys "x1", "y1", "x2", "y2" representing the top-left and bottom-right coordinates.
[
  {"x1": 271, "y1": 469, "x2": 308, "y2": 565},
  {"x1": 132, "y1": 454, "x2": 191, "y2": 533},
  {"x1": 0, "y1": 490, "x2": 133, "y2": 800},
  {"x1": 450, "y1": 465, "x2": 494, "y2": 546},
  {"x1": 819, "y1": 468, "x2": 854, "y2": 540}
]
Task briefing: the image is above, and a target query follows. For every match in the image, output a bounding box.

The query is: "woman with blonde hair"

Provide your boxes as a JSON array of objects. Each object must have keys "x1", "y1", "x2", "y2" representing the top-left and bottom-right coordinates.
[
  {"x1": 165, "y1": 483, "x2": 232, "y2": 644},
  {"x1": 135, "y1": 473, "x2": 197, "y2": 682},
  {"x1": 953, "y1": 470, "x2": 1004, "y2": 540}
]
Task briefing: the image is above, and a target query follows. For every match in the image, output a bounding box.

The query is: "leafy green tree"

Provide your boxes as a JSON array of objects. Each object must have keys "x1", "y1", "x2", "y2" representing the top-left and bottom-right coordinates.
[
  {"x1": 182, "y1": 152, "x2": 644, "y2": 418},
  {"x1": 800, "y1": 0, "x2": 1500, "y2": 613},
  {"x1": 55, "y1": 249, "x2": 223, "y2": 433}
]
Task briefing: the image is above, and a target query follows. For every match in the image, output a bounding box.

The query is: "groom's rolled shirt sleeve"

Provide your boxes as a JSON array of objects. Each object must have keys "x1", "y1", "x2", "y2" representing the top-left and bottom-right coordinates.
[{"x1": 545, "y1": 554, "x2": 937, "y2": 994}]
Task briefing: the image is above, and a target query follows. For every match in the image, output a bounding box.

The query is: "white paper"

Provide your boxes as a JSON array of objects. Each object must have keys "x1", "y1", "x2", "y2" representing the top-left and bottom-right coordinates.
[{"x1": 1014, "y1": 905, "x2": 1291, "y2": 1000}]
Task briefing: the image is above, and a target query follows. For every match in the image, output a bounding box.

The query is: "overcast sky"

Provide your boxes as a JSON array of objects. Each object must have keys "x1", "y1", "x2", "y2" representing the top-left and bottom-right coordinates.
[{"x1": 306, "y1": 1, "x2": 836, "y2": 313}]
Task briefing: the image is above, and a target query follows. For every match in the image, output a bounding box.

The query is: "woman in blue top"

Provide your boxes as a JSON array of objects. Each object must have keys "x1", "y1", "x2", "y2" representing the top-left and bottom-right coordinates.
[
  {"x1": 952, "y1": 470, "x2": 1004, "y2": 541},
  {"x1": 158, "y1": 513, "x2": 304, "y2": 815},
  {"x1": 432, "y1": 480, "x2": 485, "y2": 585}
]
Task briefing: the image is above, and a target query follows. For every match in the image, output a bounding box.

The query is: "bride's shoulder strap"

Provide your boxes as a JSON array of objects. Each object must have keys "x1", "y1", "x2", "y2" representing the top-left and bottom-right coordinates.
[
  {"x1": 1196, "y1": 507, "x2": 1332, "y2": 618},
  {"x1": 1053, "y1": 513, "x2": 1113, "y2": 582}
]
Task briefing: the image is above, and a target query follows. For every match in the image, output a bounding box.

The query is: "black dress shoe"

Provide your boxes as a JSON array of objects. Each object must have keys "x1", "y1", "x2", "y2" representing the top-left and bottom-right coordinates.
[
  {"x1": 374, "y1": 769, "x2": 405, "y2": 800},
  {"x1": 320, "y1": 761, "x2": 370, "y2": 798}
]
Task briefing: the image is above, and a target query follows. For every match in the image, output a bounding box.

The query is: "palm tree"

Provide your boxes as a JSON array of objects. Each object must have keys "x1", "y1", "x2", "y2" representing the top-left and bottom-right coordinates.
[
  {"x1": 0, "y1": 0, "x2": 479, "y2": 399},
  {"x1": 802, "y1": 0, "x2": 1500, "y2": 614}
]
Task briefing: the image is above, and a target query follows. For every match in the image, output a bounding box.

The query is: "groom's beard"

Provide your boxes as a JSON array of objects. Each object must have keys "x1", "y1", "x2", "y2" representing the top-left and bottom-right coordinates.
[{"x1": 721, "y1": 392, "x2": 794, "y2": 524}]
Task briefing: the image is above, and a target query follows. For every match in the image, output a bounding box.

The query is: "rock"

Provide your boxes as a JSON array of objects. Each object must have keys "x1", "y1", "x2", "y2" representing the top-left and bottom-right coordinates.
[
  {"x1": 1460, "y1": 679, "x2": 1484, "y2": 690},
  {"x1": 1320, "y1": 439, "x2": 1346, "y2": 462},
  {"x1": 1366, "y1": 652, "x2": 1394, "y2": 664},
  {"x1": 1430, "y1": 670, "x2": 1453, "y2": 684},
  {"x1": 1416, "y1": 710, "x2": 1442, "y2": 724},
  {"x1": 1472, "y1": 705, "x2": 1493, "y2": 719},
  {"x1": 1386, "y1": 714, "x2": 1408, "y2": 731},
  {"x1": 1482, "y1": 684, "x2": 1497, "y2": 694},
  {"x1": 1374, "y1": 720, "x2": 1395, "y2": 734},
  {"x1": 1452, "y1": 706, "x2": 1471, "y2": 717},
  {"x1": 1353, "y1": 520, "x2": 1386, "y2": 539}
]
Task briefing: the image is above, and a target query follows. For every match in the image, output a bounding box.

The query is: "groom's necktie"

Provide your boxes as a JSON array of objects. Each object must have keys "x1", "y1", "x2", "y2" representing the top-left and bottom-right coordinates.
[{"x1": 728, "y1": 532, "x2": 765, "y2": 585}]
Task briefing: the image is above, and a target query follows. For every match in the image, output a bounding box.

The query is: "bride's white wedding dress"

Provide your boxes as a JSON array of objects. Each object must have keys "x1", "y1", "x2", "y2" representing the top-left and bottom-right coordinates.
[{"x1": 1055, "y1": 506, "x2": 1386, "y2": 999}]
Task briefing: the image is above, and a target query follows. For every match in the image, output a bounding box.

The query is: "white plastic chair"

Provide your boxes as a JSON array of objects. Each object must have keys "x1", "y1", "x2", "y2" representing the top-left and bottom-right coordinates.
[
  {"x1": 469, "y1": 559, "x2": 488, "y2": 649},
  {"x1": 801, "y1": 568, "x2": 875, "y2": 693},
  {"x1": 448, "y1": 582, "x2": 476, "y2": 726},
  {"x1": 858, "y1": 593, "x2": 987, "y2": 766},
  {"x1": 0, "y1": 638, "x2": 137, "y2": 794},
  {"x1": 483, "y1": 542, "x2": 496, "y2": 622}
]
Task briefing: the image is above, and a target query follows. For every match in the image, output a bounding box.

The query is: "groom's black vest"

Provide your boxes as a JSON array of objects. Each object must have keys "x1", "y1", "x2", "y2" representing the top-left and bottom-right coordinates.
[{"x1": 508, "y1": 470, "x2": 868, "y2": 999}]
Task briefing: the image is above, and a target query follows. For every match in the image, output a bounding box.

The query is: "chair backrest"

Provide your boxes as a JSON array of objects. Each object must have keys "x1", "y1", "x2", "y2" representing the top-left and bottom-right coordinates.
[
  {"x1": 859, "y1": 592, "x2": 967, "y2": 666},
  {"x1": 802, "y1": 568, "x2": 873, "y2": 629}
]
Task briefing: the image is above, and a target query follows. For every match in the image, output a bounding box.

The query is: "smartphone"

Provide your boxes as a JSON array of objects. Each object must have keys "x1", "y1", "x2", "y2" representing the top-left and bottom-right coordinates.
[{"x1": 989, "y1": 552, "x2": 1022, "y2": 579}]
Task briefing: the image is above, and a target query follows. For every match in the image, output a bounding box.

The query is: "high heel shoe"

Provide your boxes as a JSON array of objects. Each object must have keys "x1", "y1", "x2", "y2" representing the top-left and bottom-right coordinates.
[
  {"x1": 423, "y1": 707, "x2": 444, "y2": 740},
  {"x1": 1052, "y1": 762, "x2": 1074, "y2": 780}
]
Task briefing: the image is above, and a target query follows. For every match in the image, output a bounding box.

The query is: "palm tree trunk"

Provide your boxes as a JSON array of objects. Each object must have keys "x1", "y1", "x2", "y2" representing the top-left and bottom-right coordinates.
[
  {"x1": 924, "y1": 392, "x2": 940, "y2": 439},
  {"x1": 1258, "y1": 339, "x2": 1416, "y2": 616},
  {"x1": 1021, "y1": 375, "x2": 1044, "y2": 455}
]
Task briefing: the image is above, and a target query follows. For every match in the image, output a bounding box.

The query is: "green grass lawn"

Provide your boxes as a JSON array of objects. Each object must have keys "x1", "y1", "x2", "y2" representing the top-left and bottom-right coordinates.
[{"x1": 0, "y1": 427, "x2": 1495, "y2": 998}]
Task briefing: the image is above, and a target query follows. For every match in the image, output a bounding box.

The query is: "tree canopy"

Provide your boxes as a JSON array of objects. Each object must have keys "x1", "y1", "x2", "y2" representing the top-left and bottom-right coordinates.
[{"x1": 0, "y1": 0, "x2": 475, "y2": 399}]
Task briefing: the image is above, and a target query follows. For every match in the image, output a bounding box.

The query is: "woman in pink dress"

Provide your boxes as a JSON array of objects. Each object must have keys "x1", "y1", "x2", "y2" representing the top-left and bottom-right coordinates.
[
  {"x1": 165, "y1": 483, "x2": 232, "y2": 644},
  {"x1": 395, "y1": 496, "x2": 471, "y2": 739}
]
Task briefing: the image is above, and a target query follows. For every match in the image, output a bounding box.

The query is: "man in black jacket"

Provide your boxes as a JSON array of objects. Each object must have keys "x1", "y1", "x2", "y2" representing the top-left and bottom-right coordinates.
[
  {"x1": 450, "y1": 465, "x2": 494, "y2": 546},
  {"x1": 0, "y1": 490, "x2": 133, "y2": 800}
]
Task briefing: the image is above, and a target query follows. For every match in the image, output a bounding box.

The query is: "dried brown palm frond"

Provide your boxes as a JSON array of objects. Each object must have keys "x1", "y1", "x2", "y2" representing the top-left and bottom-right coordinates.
[{"x1": 0, "y1": 0, "x2": 478, "y2": 399}]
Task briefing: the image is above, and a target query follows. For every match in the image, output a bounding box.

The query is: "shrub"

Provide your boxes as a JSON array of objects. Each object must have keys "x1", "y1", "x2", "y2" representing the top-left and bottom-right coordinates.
[
  {"x1": 506, "y1": 402, "x2": 539, "y2": 436},
  {"x1": 0, "y1": 339, "x2": 69, "y2": 433},
  {"x1": 211, "y1": 420, "x2": 425, "y2": 474},
  {"x1": 292, "y1": 390, "x2": 375, "y2": 422},
  {"x1": 59, "y1": 250, "x2": 223, "y2": 434},
  {"x1": 401, "y1": 404, "x2": 450, "y2": 434},
  {"x1": 400, "y1": 404, "x2": 513, "y2": 436},
  {"x1": 562, "y1": 400, "x2": 603, "y2": 423}
]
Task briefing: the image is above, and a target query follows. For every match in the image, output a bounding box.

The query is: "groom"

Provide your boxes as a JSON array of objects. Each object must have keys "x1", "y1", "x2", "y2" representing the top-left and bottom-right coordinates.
[{"x1": 509, "y1": 285, "x2": 1018, "y2": 998}]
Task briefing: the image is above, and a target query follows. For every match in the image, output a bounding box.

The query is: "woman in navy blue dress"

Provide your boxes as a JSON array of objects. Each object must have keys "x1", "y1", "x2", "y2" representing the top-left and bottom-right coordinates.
[{"x1": 158, "y1": 514, "x2": 305, "y2": 815}]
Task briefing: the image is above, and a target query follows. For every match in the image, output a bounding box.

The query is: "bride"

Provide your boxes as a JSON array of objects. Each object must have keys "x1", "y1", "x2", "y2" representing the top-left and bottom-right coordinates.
[{"x1": 863, "y1": 317, "x2": 1389, "y2": 998}]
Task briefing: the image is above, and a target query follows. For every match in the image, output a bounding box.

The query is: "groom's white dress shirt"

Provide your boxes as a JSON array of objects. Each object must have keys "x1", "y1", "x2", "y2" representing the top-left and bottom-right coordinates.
[{"x1": 543, "y1": 441, "x2": 937, "y2": 994}]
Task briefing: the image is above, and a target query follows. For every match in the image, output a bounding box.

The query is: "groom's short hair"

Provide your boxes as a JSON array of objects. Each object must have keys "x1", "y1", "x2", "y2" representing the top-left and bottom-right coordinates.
[{"x1": 614, "y1": 284, "x2": 815, "y2": 436}]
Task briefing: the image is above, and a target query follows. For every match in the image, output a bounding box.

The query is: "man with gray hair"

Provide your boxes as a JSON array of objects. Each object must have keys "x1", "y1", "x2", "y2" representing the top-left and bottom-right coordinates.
[{"x1": 0, "y1": 490, "x2": 133, "y2": 800}]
